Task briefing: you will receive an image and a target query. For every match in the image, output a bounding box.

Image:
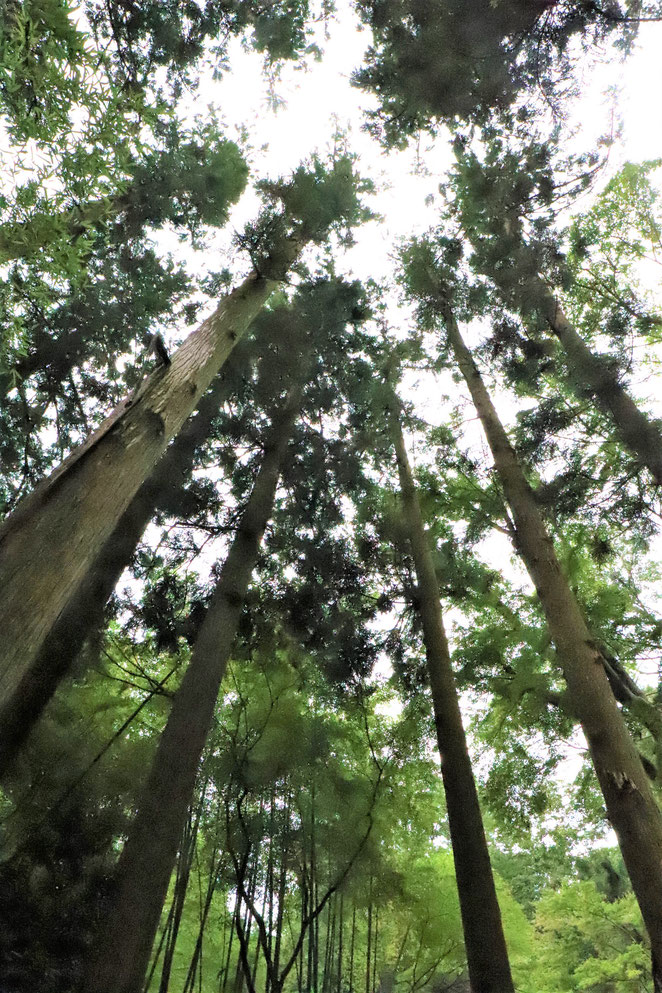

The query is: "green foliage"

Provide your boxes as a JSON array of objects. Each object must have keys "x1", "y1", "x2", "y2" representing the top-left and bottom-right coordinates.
[
  {"x1": 85, "y1": 0, "x2": 321, "y2": 89},
  {"x1": 241, "y1": 155, "x2": 375, "y2": 275},
  {"x1": 4, "y1": 5, "x2": 662, "y2": 991},
  {"x1": 0, "y1": 0, "x2": 90, "y2": 141},
  {"x1": 566, "y1": 160, "x2": 662, "y2": 344},
  {"x1": 530, "y1": 881, "x2": 649, "y2": 992},
  {"x1": 353, "y1": 0, "x2": 648, "y2": 139}
]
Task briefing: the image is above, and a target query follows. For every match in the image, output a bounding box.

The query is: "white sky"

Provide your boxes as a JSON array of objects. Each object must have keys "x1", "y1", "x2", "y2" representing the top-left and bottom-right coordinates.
[{"x1": 193, "y1": 5, "x2": 662, "y2": 280}]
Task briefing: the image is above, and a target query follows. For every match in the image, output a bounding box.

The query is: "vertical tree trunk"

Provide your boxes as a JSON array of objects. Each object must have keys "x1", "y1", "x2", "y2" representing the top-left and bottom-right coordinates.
[
  {"x1": 272, "y1": 793, "x2": 290, "y2": 983},
  {"x1": 336, "y1": 894, "x2": 344, "y2": 993},
  {"x1": 182, "y1": 853, "x2": 223, "y2": 993},
  {"x1": 235, "y1": 847, "x2": 260, "y2": 993},
  {"x1": 389, "y1": 401, "x2": 515, "y2": 993},
  {"x1": 222, "y1": 891, "x2": 242, "y2": 992},
  {"x1": 0, "y1": 353, "x2": 244, "y2": 774},
  {"x1": 365, "y1": 880, "x2": 372, "y2": 993},
  {"x1": 266, "y1": 787, "x2": 277, "y2": 993},
  {"x1": 442, "y1": 301, "x2": 662, "y2": 992},
  {"x1": 349, "y1": 906, "x2": 356, "y2": 993},
  {"x1": 0, "y1": 236, "x2": 303, "y2": 764},
  {"x1": 158, "y1": 811, "x2": 199, "y2": 993},
  {"x1": 306, "y1": 864, "x2": 315, "y2": 993},
  {"x1": 81, "y1": 377, "x2": 307, "y2": 993},
  {"x1": 251, "y1": 840, "x2": 270, "y2": 990},
  {"x1": 143, "y1": 900, "x2": 175, "y2": 993},
  {"x1": 371, "y1": 909, "x2": 378, "y2": 993},
  {"x1": 536, "y1": 283, "x2": 662, "y2": 485},
  {"x1": 309, "y1": 785, "x2": 318, "y2": 993},
  {"x1": 322, "y1": 896, "x2": 336, "y2": 993}
]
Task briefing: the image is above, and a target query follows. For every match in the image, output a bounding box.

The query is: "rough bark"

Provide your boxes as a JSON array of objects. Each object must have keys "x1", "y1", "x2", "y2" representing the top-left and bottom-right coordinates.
[
  {"x1": 442, "y1": 302, "x2": 662, "y2": 991},
  {"x1": 389, "y1": 402, "x2": 515, "y2": 993},
  {"x1": 537, "y1": 283, "x2": 662, "y2": 485},
  {"x1": 0, "y1": 361, "x2": 244, "y2": 774},
  {"x1": 0, "y1": 236, "x2": 302, "y2": 767},
  {"x1": 81, "y1": 380, "x2": 305, "y2": 993}
]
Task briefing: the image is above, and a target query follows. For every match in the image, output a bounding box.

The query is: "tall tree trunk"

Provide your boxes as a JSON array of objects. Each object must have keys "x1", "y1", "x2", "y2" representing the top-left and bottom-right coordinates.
[
  {"x1": 306, "y1": 858, "x2": 314, "y2": 993},
  {"x1": 336, "y1": 894, "x2": 344, "y2": 993},
  {"x1": 371, "y1": 909, "x2": 378, "y2": 993},
  {"x1": 365, "y1": 880, "x2": 372, "y2": 993},
  {"x1": 158, "y1": 804, "x2": 201, "y2": 993},
  {"x1": 0, "y1": 235, "x2": 303, "y2": 763},
  {"x1": 0, "y1": 348, "x2": 247, "y2": 774},
  {"x1": 389, "y1": 401, "x2": 515, "y2": 993},
  {"x1": 272, "y1": 793, "x2": 290, "y2": 984},
  {"x1": 536, "y1": 283, "x2": 662, "y2": 484},
  {"x1": 266, "y1": 787, "x2": 277, "y2": 993},
  {"x1": 349, "y1": 906, "x2": 356, "y2": 993},
  {"x1": 81, "y1": 376, "x2": 307, "y2": 993},
  {"x1": 144, "y1": 900, "x2": 175, "y2": 993},
  {"x1": 182, "y1": 849, "x2": 224, "y2": 993},
  {"x1": 307, "y1": 785, "x2": 318, "y2": 993},
  {"x1": 442, "y1": 301, "x2": 662, "y2": 992},
  {"x1": 236, "y1": 849, "x2": 260, "y2": 993},
  {"x1": 222, "y1": 891, "x2": 242, "y2": 992},
  {"x1": 322, "y1": 896, "x2": 335, "y2": 993}
]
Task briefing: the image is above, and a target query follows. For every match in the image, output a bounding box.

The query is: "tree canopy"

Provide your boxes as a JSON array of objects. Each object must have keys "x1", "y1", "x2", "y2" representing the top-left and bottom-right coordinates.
[{"x1": 2, "y1": 3, "x2": 662, "y2": 993}]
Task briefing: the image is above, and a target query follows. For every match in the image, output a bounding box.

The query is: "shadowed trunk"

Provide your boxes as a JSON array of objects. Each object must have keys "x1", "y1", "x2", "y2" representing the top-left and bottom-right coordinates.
[
  {"x1": 389, "y1": 397, "x2": 515, "y2": 993},
  {"x1": 81, "y1": 375, "x2": 307, "y2": 993},
  {"x1": 0, "y1": 354, "x2": 247, "y2": 774}
]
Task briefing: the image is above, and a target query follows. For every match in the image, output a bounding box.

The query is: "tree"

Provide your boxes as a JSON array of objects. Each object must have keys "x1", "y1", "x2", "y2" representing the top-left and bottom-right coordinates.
[
  {"x1": 82, "y1": 363, "x2": 309, "y2": 993},
  {"x1": 82, "y1": 271, "x2": 373, "y2": 993},
  {"x1": 448, "y1": 138, "x2": 662, "y2": 486},
  {"x1": 385, "y1": 386, "x2": 514, "y2": 993},
  {"x1": 399, "y1": 241, "x2": 662, "y2": 989},
  {"x1": 0, "y1": 156, "x2": 371, "y2": 771},
  {"x1": 353, "y1": 0, "x2": 652, "y2": 139}
]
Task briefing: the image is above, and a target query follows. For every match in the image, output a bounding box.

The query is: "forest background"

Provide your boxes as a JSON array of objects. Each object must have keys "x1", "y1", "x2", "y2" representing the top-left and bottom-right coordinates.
[{"x1": 3, "y1": 1, "x2": 662, "y2": 992}]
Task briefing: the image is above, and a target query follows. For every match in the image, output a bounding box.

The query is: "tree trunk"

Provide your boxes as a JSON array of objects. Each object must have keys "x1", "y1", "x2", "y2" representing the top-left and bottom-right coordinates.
[
  {"x1": 222, "y1": 890, "x2": 242, "y2": 993},
  {"x1": 442, "y1": 301, "x2": 662, "y2": 992},
  {"x1": 0, "y1": 235, "x2": 303, "y2": 765},
  {"x1": 236, "y1": 849, "x2": 260, "y2": 993},
  {"x1": 349, "y1": 905, "x2": 356, "y2": 993},
  {"x1": 336, "y1": 894, "x2": 344, "y2": 993},
  {"x1": 272, "y1": 794, "x2": 290, "y2": 983},
  {"x1": 365, "y1": 881, "x2": 372, "y2": 993},
  {"x1": 0, "y1": 349, "x2": 250, "y2": 774},
  {"x1": 371, "y1": 909, "x2": 378, "y2": 993},
  {"x1": 81, "y1": 377, "x2": 306, "y2": 993},
  {"x1": 389, "y1": 401, "x2": 515, "y2": 993},
  {"x1": 537, "y1": 283, "x2": 662, "y2": 485},
  {"x1": 158, "y1": 803, "x2": 202, "y2": 993},
  {"x1": 182, "y1": 850, "x2": 224, "y2": 993}
]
